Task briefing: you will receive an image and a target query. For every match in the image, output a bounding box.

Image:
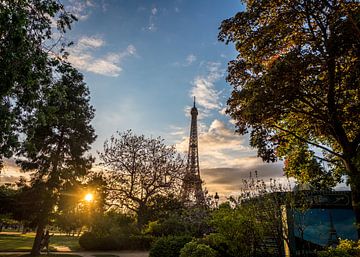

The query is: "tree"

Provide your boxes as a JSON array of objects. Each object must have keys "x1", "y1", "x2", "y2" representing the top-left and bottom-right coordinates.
[
  {"x1": 210, "y1": 203, "x2": 265, "y2": 257},
  {"x1": 219, "y1": 0, "x2": 360, "y2": 235},
  {"x1": 18, "y1": 63, "x2": 96, "y2": 256},
  {"x1": 99, "y1": 130, "x2": 186, "y2": 227},
  {"x1": 0, "y1": 0, "x2": 76, "y2": 168}
]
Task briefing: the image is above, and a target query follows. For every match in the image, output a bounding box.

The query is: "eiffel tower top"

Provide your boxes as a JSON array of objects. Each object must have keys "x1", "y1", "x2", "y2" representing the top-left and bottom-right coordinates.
[{"x1": 191, "y1": 96, "x2": 198, "y2": 115}]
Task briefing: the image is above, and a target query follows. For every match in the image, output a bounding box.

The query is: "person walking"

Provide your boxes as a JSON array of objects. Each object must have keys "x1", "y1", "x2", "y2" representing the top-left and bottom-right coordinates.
[{"x1": 41, "y1": 230, "x2": 51, "y2": 254}]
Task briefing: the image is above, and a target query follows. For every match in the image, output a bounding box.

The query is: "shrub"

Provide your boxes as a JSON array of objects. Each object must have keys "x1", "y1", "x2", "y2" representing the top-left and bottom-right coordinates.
[
  {"x1": 317, "y1": 239, "x2": 360, "y2": 257},
  {"x1": 79, "y1": 232, "x2": 154, "y2": 250},
  {"x1": 200, "y1": 233, "x2": 230, "y2": 257},
  {"x1": 79, "y1": 232, "x2": 99, "y2": 250},
  {"x1": 146, "y1": 216, "x2": 188, "y2": 236},
  {"x1": 128, "y1": 235, "x2": 154, "y2": 250},
  {"x1": 180, "y1": 241, "x2": 218, "y2": 257},
  {"x1": 149, "y1": 235, "x2": 192, "y2": 257}
]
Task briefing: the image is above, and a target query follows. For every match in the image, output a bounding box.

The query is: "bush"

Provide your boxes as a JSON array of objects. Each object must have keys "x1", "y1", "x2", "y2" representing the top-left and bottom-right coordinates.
[
  {"x1": 200, "y1": 233, "x2": 230, "y2": 257},
  {"x1": 180, "y1": 241, "x2": 218, "y2": 257},
  {"x1": 149, "y1": 236, "x2": 192, "y2": 257},
  {"x1": 317, "y1": 239, "x2": 360, "y2": 257},
  {"x1": 79, "y1": 232, "x2": 154, "y2": 250},
  {"x1": 79, "y1": 232, "x2": 99, "y2": 250},
  {"x1": 146, "y1": 217, "x2": 188, "y2": 237}
]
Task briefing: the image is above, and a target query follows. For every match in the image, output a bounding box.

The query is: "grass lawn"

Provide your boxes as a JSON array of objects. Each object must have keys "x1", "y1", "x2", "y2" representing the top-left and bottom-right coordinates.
[
  {"x1": 0, "y1": 233, "x2": 81, "y2": 252},
  {"x1": 0, "y1": 254, "x2": 82, "y2": 257}
]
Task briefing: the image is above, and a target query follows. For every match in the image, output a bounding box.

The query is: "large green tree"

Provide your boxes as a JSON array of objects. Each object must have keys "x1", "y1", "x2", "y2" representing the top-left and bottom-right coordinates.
[
  {"x1": 219, "y1": 0, "x2": 360, "y2": 234},
  {"x1": 0, "y1": 0, "x2": 75, "y2": 168},
  {"x1": 18, "y1": 63, "x2": 96, "y2": 256}
]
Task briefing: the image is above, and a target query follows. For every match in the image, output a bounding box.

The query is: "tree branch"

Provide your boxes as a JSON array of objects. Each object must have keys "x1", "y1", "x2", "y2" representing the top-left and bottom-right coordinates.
[{"x1": 272, "y1": 124, "x2": 343, "y2": 158}]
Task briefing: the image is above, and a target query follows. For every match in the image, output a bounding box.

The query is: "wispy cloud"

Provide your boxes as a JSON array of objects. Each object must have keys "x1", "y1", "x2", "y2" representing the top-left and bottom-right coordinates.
[
  {"x1": 202, "y1": 164, "x2": 286, "y2": 196},
  {"x1": 66, "y1": 0, "x2": 95, "y2": 21},
  {"x1": 101, "y1": 0, "x2": 109, "y2": 12},
  {"x1": 190, "y1": 62, "x2": 223, "y2": 111},
  {"x1": 173, "y1": 54, "x2": 197, "y2": 67},
  {"x1": 186, "y1": 54, "x2": 197, "y2": 65},
  {"x1": 176, "y1": 119, "x2": 253, "y2": 168},
  {"x1": 67, "y1": 36, "x2": 136, "y2": 77},
  {"x1": 148, "y1": 7, "x2": 158, "y2": 31}
]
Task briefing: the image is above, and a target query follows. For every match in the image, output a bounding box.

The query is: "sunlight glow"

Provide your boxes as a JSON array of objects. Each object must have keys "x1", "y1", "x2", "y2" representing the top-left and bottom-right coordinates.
[{"x1": 84, "y1": 193, "x2": 94, "y2": 202}]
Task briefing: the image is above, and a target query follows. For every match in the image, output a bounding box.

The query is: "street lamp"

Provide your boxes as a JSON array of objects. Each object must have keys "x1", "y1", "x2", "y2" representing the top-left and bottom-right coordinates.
[{"x1": 214, "y1": 192, "x2": 219, "y2": 208}]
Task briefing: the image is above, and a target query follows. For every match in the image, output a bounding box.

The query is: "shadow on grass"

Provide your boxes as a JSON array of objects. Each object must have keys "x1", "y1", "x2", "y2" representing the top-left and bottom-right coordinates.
[{"x1": 0, "y1": 233, "x2": 81, "y2": 252}]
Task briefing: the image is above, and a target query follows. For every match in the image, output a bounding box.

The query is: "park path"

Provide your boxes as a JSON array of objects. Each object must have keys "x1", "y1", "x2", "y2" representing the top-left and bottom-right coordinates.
[
  {"x1": 60, "y1": 251, "x2": 149, "y2": 257},
  {"x1": 0, "y1": 251, "x2": 149, "y2": 257}
]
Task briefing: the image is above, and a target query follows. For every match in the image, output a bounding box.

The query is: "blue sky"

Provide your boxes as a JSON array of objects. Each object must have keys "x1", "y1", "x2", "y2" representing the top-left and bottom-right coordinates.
[{"x1": 2, "y1": 0, "x2": 288, "y2": 196}]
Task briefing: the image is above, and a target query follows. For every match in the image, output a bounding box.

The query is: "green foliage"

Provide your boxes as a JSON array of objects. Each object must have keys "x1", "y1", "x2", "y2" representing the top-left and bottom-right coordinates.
[
  {"x1": 91, "y1": 211, "x2": 139, "y2": 238},
  {"x1": 317, "y1": 240, "x2": 360, "y2": 257},
  {"x1": 15, "y1": 63, "x2": 96, "y2": 239},
  {"x1": 210, "y1": 203, "x2": 265, "y2": 257},
  {"x1": 0, "y1": 0, "x2": 76, "y2": 168},
  {"x1": 281, "y1": 143, "x2": 339, "y2": 190},
  {"x1": 78, "y1": 211, "x2": 153, "y2": 251},
  {"x1": 78, "y1": 232, "x2": 97, "y2": 250},
  {"x1": 78, "y1": 232, "x2": 154, "y2": 251},
  {"x1": 148, "y1": 194, "x2": 185, "y2": 221},
  {"x1": 149, "y1": 236, "x2": 192, "y2": 257},
  {"x1": 145, "y1": 216, "x2": 187, "y2": 237},
  {"x1": 199, "y1": 233, "x2": 229, "y2": 257},
  {"x1": 145, "y1": 207, "x2": 211, "y2": 237},
  {"x1": 180, "y1": 241, "x2": 218, "y2": 257},
  {"x1": 0, "y1": 185, "x2": 17, "y2": 215}
]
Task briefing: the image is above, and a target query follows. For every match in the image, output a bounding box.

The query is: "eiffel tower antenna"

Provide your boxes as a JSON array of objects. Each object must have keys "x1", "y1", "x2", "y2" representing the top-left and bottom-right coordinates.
[{"x1": 181, "y1": 97, "x2": 206, "y2": 205}]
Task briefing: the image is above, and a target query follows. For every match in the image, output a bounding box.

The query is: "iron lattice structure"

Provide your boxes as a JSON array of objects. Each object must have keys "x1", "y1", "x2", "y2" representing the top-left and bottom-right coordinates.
[{"x1": 181, "y1": 97, "x2": 206, "y2": 205}]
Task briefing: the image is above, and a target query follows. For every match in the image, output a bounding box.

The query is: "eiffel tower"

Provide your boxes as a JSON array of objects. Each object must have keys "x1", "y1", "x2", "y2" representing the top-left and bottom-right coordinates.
[{"x1": 181, "y1": 97, "x2": 206, "y2": 205}]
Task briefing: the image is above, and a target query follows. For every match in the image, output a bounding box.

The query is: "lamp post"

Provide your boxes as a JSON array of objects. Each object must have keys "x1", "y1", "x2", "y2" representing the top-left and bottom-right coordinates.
[{"x1": 214, "y1": 192, "x2": 219, "y2": 208}]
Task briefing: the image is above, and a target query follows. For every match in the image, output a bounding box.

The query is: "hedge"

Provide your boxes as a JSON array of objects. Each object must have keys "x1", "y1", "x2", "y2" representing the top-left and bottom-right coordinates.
[{"x1": 79, "y1": 232, "x2": 154, "y2": 250}]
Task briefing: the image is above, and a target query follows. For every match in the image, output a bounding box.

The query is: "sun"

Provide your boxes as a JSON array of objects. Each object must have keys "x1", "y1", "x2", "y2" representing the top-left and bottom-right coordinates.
[{"x1": 84, "y1": 193, "x2": 94, "y2": 202}]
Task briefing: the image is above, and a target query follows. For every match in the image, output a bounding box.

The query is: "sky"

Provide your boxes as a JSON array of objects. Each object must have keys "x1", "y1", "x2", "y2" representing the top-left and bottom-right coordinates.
[{"x1": 1, "y1": 0, "x2": 287, "y2": 197}]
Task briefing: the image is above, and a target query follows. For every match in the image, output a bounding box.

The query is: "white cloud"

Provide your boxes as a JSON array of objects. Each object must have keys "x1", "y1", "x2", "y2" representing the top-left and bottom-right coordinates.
[
  {"x1": 86, "y1": 56, "x2": 122, "y2": 76},
  {"x1": 176, "y1": 119, "x2": 254, "y2": 169},
  {"x1": 78, "y1": 36, "x2": 104, "y2": 48},
  {"x1": 66, "y1": 0, "x2": 95, "y2": 21},
  {"x1": 190, "y1": 62, "x2": 223, "y2": 111},
  {"x1": 67, "y1": 36, "x2": 136, "y2": 77},
  {"x1": 186, "y1": 54, "x2": 197, "y2": 65}
]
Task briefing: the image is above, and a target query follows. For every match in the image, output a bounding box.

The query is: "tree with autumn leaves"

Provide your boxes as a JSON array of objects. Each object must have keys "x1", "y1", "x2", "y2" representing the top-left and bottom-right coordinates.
[{"x1": 219, "y1": 0, "x2": 360, "y2": 235}]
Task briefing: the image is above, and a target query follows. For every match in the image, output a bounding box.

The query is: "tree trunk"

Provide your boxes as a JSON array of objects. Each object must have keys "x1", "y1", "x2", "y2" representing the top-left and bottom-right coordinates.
[
  {"x1": 346, "y1": 158, "x2": 360, "y2": 239},
  {"x1": 136, "y1": 203, "x2": 149, "y2": 228},
  {"x1": 30, "y1": 221, "x2": 46, "y2": 256},
  {"x1": 350, "y1": 181, "x2": 360, "y2": 239}
]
